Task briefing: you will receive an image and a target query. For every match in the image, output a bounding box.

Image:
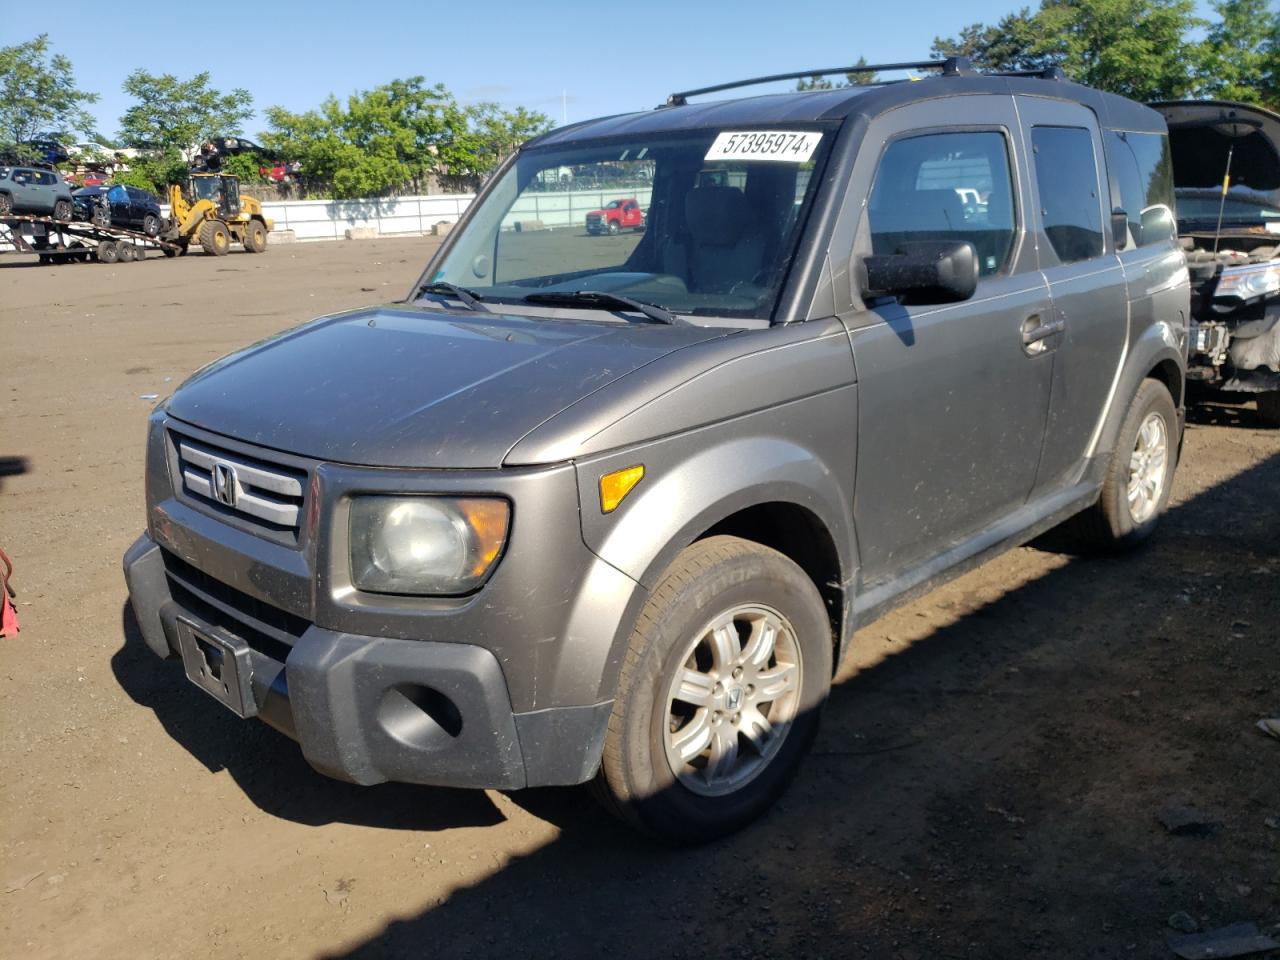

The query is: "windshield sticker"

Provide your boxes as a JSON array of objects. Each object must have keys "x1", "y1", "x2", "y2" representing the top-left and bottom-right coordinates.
[{"x1": 705, "y1": 131, "x2": 822, "y2": 163}]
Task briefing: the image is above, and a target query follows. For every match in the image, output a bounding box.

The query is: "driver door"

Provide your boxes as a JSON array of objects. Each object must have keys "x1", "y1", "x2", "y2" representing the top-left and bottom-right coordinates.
[{"x1": 841, "y1": 96, "x2": 1054, "y2": 587}]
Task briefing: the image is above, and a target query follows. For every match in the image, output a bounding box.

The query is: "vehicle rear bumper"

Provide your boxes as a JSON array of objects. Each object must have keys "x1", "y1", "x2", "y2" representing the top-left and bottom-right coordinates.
[{"x1": 123, "y1": 534, "x2": 611, "y2": 790}]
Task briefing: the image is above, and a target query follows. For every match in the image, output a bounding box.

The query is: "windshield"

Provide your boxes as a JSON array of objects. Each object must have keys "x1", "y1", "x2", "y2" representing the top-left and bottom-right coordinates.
[
  {"x1": 190, "y1": 176, "x2": 222, "y2": 202},
  {"x1": 428, "y1": 128, "x2": 834, "y2": 321}
]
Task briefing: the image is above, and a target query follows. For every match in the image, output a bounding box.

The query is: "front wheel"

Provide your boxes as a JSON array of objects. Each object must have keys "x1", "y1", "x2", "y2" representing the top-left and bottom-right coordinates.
[
  {"x1": 142, "y1": 213, "x2": 160, "y2": 237},
  {"x1": 594, "y1": 536, "x2": 832, "y2": 844},
  {"x1": 199, "y1": 220, "x2": 230, "y2": 256},
  {"x1": 607, "y1": 220, "x2": 620, "y2": 235},
  {"x1": 53, "y1": 199, "x2": 73, "y2": 222},
  {"x1": 0, "y1": 193, "x2": 12, "y2": 216}
]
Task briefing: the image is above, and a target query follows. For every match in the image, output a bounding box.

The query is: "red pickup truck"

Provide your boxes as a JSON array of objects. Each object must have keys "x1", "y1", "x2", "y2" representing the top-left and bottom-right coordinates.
[{"x1": 585, "y1": 198, "x2": 645, "y2": 235}]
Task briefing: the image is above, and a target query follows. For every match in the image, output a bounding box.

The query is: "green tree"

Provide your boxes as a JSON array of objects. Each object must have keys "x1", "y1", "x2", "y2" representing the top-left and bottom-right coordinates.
[
  {"x1": 932, "y1": 8, "x2": 1049, "y2": 71},
  {"x1": 0, "y1": 35, "x2": 98, "y2": 155},
  {"x1": 1195, "y1": 0, "x2": 1280, "y2": 107},
  {"x1": 262, "y1": 78, "x2": 551, "y2": 198},
  {"x1": 119, "y1": 70, "x2": 253, "y2": 159},
  {"x1": 934, "y1": 0, "x2": 1204, "y2": 100},
  {"x1": 458, "y1": 102, "x2": 554, "y2": 175}
]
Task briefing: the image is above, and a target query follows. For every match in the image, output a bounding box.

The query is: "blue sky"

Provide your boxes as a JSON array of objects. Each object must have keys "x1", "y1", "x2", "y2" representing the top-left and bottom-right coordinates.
[{"x1": 4, "y1": 0, "x2": 1219, "y2": 140}]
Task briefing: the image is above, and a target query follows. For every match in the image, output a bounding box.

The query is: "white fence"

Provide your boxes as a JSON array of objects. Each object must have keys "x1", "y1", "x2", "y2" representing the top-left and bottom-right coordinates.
[{"x1": 260, "y1": 194, "x2": 475, "y2": 241}]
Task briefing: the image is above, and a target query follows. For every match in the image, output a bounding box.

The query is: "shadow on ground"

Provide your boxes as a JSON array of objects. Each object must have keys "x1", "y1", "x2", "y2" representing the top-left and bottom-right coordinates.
[{"x1": 115, "y1": 453, "x2": 1280, "y2": 958}]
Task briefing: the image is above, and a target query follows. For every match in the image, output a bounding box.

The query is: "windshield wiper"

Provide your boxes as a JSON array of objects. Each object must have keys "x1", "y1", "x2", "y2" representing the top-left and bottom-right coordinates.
[
  {"x1": 522, "y1": 290, "x2": 686, "y2": 326},
  {"x1": 416, "y1": 281, "x2": 490, "y2": 312}
]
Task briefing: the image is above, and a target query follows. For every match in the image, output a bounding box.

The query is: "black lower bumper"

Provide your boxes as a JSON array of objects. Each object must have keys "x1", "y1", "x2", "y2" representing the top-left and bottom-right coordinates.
[{"x1": 122, "y1": 535, "x2": 610, "y2": 790}]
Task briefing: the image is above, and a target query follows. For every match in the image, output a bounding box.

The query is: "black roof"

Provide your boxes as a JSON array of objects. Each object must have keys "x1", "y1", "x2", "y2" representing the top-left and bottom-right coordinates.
[{"x1": 530, "y1": 73, "x2": 1164, "y2": 149}]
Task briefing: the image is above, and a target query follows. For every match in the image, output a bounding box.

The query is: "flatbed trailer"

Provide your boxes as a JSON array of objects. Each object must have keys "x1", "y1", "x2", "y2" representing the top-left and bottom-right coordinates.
[{"x1": 0, "y1": 214, "x2": 182, "y2": 263}]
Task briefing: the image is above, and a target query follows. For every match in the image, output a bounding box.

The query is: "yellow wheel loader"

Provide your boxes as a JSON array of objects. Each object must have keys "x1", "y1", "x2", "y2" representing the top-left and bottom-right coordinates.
[{"x1": 164, "y1": 173, "x2": 272, "y2": 257}]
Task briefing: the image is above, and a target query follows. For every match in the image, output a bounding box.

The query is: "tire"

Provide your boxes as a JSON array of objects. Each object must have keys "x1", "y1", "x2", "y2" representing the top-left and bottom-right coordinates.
[
  {"x1": 162, "y1": 244, "x2": 178, "y2": 258},
  {"x1": 199, "y1": 220, "x2": 230, "y2": 256},
  {"x1": 1257, "y1": 391, "x2": 1280, "y2": 427},
  {"x1": 1056, "y1": 378, "x2": 1178, "y2": 552},
  {"x1": 53, "y1": 199, "x2": 72, "y2": 221},
  {"x1": 117, "y1": 243, "x2": 137, "y2": 263},
  {"x1": 177, "y1": 240, "x2": 190, "y2": 257},
  {"x1": 96, "y1": 240, "x2": 119, "y2": 264},
  {"x1": 91, "y1": 200, "x2": 110, "y2": 229},
  {"x1": 242, "y1": 219, "x2": 267, "y2": 253},
  {"x1": 0, "y1": 193, "x2": 11, "y2": 216},
  {"x1": 607, "y1": 220, "x2": 620, "y2": 235},
  {"x1": 142, "y1": 213, "x2": 160, "y2": 238},
  {"x1": 594, "y1": 535, "x2": 833, "y2": 844}
]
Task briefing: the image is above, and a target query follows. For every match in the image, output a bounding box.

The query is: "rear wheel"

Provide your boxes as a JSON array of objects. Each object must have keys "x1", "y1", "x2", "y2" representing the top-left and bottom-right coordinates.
[
  {"x1": 1056, "y1": 378, "x2": 1178, "y2": 552},
  {"x1": 117, "y1": 242, "x2": 138, "y2": 262},
  {"x1": 242, "y1": 219, "x2": 267, "y2": 253},
  {"x1": 0, "y1": 193, "x2": 12, "y2": 216},
  {"x1": 53, "y1": 199, "x2": 72, "y2": 221},
  {"x1": 594, "y1": 536, "x2": 832, "y2": 843},
  {"x1": 142, "y1": 213, "x2": 160, "y2": 237},
  {"x1": 96, "y1": 240, "x2": 119, "y2": 264},
  {"x1": 199, "y1": 220, "x2": 230, "y2": 256},
  {"x1": 1255, "y1": 390, "x2": 1280, "y2": 427}
]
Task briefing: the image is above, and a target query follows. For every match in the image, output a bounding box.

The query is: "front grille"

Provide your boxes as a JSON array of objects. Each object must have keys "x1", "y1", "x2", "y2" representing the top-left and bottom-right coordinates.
[
  {"x1": 586, "y1": 214, "x2": 602, "y2": 229},
  {"x1": 162, "y1": 549, "x2": 305, "y2": 663},
  {"x1": 174, "y1": 434, "x2": 305, "y2": 532}
]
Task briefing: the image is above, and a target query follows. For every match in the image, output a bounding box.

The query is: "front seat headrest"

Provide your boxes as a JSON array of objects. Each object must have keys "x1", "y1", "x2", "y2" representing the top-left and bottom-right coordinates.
[{"x1": 685, "y1": 185, "x2": 757, "y2": 246}]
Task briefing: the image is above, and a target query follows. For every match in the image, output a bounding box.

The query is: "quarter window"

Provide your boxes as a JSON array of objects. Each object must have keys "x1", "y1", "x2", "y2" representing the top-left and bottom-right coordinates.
[
  {"x1": 1104, "y1": 131, "x2": 1176, "y2": 247},
  {"x1": 868, "y1": 131, "x2": 1017, "y2": 277},
  {"x1": 1031, "y1": 126, "x2": 1104, "y2": 263}
]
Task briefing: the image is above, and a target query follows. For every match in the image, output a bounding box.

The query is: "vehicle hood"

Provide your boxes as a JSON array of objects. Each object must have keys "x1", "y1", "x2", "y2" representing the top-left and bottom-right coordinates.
[
  {"x1": 1152, "y1": 100, "x2": 1280, "y2": 229},
  {"x1": 165, "y1": 305, "x2": 736, "y2": 468}
]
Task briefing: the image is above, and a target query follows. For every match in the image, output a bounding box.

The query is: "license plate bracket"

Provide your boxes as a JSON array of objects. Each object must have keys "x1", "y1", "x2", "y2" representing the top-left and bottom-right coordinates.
[{"x1": 175, "y1": 617, "x2": 258, "y2": 718}]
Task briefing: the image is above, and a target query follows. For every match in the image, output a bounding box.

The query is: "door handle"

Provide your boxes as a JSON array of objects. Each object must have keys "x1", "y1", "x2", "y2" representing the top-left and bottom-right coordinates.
[{"x1": 1021, "y1": 315, "x2": 1065, "y2": 352}]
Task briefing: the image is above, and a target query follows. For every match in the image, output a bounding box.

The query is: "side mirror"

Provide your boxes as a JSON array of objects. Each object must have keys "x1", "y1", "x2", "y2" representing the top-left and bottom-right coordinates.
[
  {"x1": 862, "y1": 240, "x2": 979, "y2": 304},
  {"x1": 1112, "y1": 208, "x2": 1130, "y2": 251}
]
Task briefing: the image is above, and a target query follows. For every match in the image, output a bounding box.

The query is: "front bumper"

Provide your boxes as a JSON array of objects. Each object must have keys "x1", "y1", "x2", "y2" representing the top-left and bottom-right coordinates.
[{"x1": 123, "y1": 534, "x2": 612, "y2": 790}]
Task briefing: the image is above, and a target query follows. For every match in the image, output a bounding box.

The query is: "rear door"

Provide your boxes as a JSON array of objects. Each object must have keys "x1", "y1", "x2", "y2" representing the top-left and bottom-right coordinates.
[
  {"x1": 1017, "y1": 97, "x2": 1129, "y2": 494},
  {"x1": 841, "y1": 95, "x2": 1054, "y2": 585}
]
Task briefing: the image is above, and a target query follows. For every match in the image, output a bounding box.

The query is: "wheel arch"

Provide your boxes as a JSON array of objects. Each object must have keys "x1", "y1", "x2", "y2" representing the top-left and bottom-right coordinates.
[
  {"x1": 577, "y1": 434, "x2": 858, "y2": 681},
  {"x1": 1092, "y1": 324, "x2": 1187, "y2": 467}
]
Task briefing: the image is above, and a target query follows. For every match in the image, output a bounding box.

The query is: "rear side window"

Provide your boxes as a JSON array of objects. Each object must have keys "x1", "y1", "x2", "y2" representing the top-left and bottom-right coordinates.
[
  {"x1": 868, "y1": 131, "x2": 1017, "y2": 277},
  {"x1": 1104, "y1": 131, "x2": 1175, "y2": 246},
  {"x1": 1031, "y1": 126, "x2": 1104, "y2": 263}
]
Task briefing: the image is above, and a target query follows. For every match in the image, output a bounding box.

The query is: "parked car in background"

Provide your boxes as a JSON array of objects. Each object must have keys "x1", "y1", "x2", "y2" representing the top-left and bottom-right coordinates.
[
  {"x1": 22, "y1": 139, "x2": 71, "y2": 166},
  {"x1": 586, "y1": 197, "x2": 645, "y2": 234},
  {"x1": 0, "y1": 166, "x2": 74, "y2": 219},
  {"x1": 72, "y1": 184, "x2": 164, "y2": 236}
]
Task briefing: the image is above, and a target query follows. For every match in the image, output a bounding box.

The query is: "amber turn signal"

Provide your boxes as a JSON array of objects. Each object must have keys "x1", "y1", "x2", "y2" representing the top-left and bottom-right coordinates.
[{"x1": 600, "y1": 465, "x2": 644, "y2": 513}]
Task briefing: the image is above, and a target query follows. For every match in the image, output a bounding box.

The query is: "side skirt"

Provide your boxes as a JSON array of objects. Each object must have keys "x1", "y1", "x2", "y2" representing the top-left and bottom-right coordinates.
[{"x1": 850, "y1": 479, "x2": 1100, "y2": 637}]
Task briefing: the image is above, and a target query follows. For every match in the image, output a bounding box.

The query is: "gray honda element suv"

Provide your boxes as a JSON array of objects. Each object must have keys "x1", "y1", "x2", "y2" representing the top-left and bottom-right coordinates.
[{"x1": 124, "y1": 58, "x2": 1189, "y2": 842}]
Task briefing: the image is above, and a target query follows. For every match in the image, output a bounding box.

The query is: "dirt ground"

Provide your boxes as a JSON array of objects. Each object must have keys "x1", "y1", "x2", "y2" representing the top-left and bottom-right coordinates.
[{"x1": 1, "y1": 239, "x2": 1277, "y2": 960}]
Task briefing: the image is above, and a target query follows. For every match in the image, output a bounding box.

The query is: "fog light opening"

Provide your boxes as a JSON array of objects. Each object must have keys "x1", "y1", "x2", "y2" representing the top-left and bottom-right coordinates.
[{"x1": 377, "y1": 683, "x2": 463, "y2": 746}]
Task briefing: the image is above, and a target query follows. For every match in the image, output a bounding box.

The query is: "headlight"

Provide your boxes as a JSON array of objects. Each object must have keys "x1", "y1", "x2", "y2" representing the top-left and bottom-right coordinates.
[
  {"x1": 349, "y1": 496, "x2": 509, "y2": 595},
  {"x1": 1215, "y1": 263, "x2": 1280, "y2": 301}
]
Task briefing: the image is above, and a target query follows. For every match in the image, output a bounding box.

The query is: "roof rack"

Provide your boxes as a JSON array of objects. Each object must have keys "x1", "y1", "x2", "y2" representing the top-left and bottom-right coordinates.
[{"x1": 665, "y1": 57, "x2": 976, "y2": 106}]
